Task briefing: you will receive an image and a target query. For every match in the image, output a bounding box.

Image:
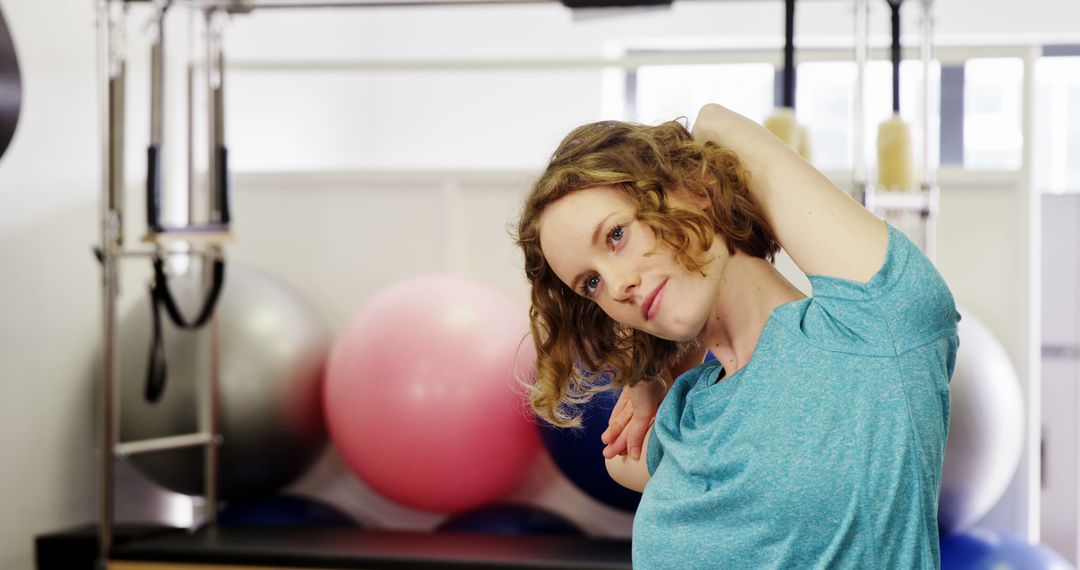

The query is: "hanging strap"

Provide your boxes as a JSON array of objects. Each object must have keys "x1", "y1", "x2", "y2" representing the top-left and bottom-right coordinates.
[
  {"x1": 782, "y1": 0, "x2": 796, "y2": 109},
  {"x1": 144, "y1": 256, "x2": 226, "y2": 402},
  {"x1": 888, "y1": 0, "x2": 903, "y2": 114}
]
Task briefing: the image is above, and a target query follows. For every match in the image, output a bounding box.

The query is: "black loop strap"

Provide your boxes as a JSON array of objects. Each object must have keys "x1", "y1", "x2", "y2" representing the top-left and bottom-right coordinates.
[
  {"x1": 153, "y1": 256, "x2": 226, "y2": 330},
  {"x1": 144, "y1": 257, "x2": 227, "y2": 402}
]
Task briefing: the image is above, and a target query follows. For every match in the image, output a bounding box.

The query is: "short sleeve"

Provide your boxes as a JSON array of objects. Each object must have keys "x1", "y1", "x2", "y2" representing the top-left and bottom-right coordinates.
[
  {"x1": 806, "y1": 223, "x2": 961, "y2": 352},
  {"x1": 646, "y1": 423, "x2": 663, "y2": 476}
]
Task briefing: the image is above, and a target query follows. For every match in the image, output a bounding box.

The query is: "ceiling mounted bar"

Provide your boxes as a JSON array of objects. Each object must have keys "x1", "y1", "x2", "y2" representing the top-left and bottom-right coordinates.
[
  {"x1": 155, "y1": 0, "x2": 556, "y2": 10},
  {"x1": 124, "y1": 0, "x2": 693, "y2": 10},
  {"x1": 248, "y1": 0, "x2": 550, "y2": 6}
]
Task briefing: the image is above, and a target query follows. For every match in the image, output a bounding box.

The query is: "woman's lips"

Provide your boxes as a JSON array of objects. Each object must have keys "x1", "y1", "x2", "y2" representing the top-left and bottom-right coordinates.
[{"x1": 642, "y1": 279, "x2": 667, "y2": 320}]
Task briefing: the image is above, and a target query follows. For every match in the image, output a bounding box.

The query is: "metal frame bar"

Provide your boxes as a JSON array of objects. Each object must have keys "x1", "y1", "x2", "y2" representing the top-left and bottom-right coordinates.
[
  {"x1": 97, "y1": 0, "x2": 120, "y2": 560},
  {"x1": 97, "y1": 1, "x2": 225, "y2": 566},
  {"x1": 919, "y1": 0, "x2": 938, "y2": 260},
  {"x1": 124, "y1": 0, "x2": 845, "y2": 8},
  {"x1": 852, "y1": 0, "x2": 938, "y2": 261},
  {"x1": 222, "y1": 46, "x2": 948, "y2": 73},
  {"x1": 205, "y1": 9, "x2": 219, "y2": 223},
  {"x1": 852, "y1": 0, "x2": 867, "y2": 204},
  {"x1": 1020, "y1": 43, "x2": 1042, "y2": 545},
  {"x1": 234, "y1": 0, "x2": 552, "y2": 7},
  {"x1": 115, "y1": 432, "x2": 216, "y2": 457}
]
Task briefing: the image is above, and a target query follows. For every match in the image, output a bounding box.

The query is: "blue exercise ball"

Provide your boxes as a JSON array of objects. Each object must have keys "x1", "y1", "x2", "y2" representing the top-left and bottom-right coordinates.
[
  {"x1": 217, "y1": 494, "x2": 358, "y2": 528},
  {"x1": 437, "y1": 503, "x2": 584, "y2": 536},
  {"x1": 941, "y1": 528, "x2": 1074, "y2": 570},
  {"x1": 539, "y1": 375, "x2": 642, "y2": 512}
]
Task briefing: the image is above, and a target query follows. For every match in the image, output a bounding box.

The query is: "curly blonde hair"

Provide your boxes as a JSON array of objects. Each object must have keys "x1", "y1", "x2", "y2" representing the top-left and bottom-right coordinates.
[{"x1": 514, "y1": 118, "x2": 779, "y2": 428}]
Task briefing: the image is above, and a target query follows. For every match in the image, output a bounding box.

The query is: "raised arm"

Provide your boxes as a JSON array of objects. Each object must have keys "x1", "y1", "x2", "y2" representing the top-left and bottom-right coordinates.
[{"x1": 691, "y1": 103, "x2": 888, "y2": 283}]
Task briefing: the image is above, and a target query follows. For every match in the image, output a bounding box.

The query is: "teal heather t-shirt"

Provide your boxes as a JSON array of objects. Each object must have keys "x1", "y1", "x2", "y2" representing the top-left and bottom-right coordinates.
[{"x1": 633, "y1": 223, "x2": 960, "y2": 569}]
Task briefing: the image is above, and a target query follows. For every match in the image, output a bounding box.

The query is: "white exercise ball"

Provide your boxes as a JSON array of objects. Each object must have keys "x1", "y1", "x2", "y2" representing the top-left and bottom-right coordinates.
[{"x1": 938, "y1": 309, "x2": 1024, "y2": 533}]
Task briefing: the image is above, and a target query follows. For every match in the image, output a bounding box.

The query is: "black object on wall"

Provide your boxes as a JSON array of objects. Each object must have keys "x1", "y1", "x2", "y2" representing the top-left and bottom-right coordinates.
[{"x1": 0, "y1": 4, "x2": 21, "y2": 161}]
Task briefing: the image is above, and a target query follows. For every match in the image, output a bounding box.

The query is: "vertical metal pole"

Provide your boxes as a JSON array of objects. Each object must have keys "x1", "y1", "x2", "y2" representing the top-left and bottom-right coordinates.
[
  {"x1": 1021, "y1": 44, "x2": 1042, "y2": 545},
  {"x1": 204, "y1": 255, "x2": 221, "y2": 526},
  {"x1": 919, "y1": 0, "x2": 938, "y2": 261},
  {"x1": 853, "y1": 0, "x2": 869, "y2": 207},
  {"x1": 187, "y1": 10, "x2": 196, "y2": 225},
  {"x1": 205, "y1": 9, "x2": 219, "y2": 224},
  {"x1": 97, "y1": 0, "x2": 124, "y2": 565},
  {"x1": 151, "y1": 18, "x2": 163, "y2": 161},
  {"x1": 203, "y1": 7, "x2": 224, "y2": 526},
  {"x1": 210, "y1": 9, "x2": 229, "y2": 225},
  {"x1": 149, "y1": 4, "x2": 166, "y2": 232},
  {"x1": 108, "y1": 8, "x2": 126, "y2": 237}
]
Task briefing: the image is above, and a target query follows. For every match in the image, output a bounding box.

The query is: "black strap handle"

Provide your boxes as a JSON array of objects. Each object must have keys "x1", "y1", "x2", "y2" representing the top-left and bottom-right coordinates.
[
  {"x1": 145, "y1": 283, "x2": 168, "y2": 402},
  {"x1": 216, "y1": 145, "x2": 231, "y2": 225},
  {"x1": 888, "y1": 0, "x2": 903, "y2": 114},
  {"x1": 782, "y1": 0, "x2": 796, "y2": 109},
  {"x1": 144, "y1": 257, "x2": 226, "y2": 402},
  {"x1": 147, "y1": 144, "x2": 163, "y2": 232}
]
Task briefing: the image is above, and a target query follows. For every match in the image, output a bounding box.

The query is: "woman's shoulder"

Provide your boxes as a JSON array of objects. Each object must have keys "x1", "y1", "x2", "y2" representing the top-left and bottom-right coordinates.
[{"x1": 774, "y1": 225, "x2": 960, "y2": 354}]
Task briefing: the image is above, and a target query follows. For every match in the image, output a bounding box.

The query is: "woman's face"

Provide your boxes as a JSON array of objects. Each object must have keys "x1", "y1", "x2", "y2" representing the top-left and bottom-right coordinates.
[{"x1": 538, "y1": 185, "x2": 725, "y2": 342}]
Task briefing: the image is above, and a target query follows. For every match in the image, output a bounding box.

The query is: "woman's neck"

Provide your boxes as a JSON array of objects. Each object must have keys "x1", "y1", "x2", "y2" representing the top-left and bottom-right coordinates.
[{"x1": 696, "y1": 252, "x2": 805, "y2": 376}]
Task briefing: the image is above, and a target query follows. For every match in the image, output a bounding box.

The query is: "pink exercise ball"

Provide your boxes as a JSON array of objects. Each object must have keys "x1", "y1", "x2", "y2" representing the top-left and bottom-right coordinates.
[{"x1": 324, "y1": 274, "x2": 541, "y2": 513}]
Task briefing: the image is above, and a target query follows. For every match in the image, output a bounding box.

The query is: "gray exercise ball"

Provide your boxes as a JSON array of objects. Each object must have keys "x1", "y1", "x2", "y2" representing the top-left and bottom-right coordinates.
[{"x1": 118, "y1": 263, "x2": 330, "y2": 500}]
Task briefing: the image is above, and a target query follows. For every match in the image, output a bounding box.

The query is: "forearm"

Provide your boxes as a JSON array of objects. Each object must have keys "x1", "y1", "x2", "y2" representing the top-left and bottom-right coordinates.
[
  {"x1": 691, "y1": 103, "x2": 887, "y2": 282},
  {"x1": 691, "y1": 103, "x2": 834, "y2": 222}
]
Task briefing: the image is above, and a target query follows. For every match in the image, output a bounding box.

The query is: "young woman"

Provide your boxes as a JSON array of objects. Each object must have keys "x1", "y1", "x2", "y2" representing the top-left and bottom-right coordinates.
[{"x1": 514, "y1": 103, "x2": 959, "y2": 568}]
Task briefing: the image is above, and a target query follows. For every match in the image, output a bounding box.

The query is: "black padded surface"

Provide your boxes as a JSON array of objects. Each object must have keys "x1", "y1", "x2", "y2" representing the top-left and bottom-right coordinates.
[
  {"x1": 36, "y1": 524, "x2": 187, "y2": 570},
  {"x1": 112, "y1": 526, "x2": 633, "y2": 570}
]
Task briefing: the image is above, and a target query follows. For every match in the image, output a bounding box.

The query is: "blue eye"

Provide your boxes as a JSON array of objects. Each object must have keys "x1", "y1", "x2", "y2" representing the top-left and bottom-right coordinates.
[
  {"x1": 583, "y1": 275, "x2": 601, "y2": 295},
  {"x1": 579, "y1": 224, "x2": 625, "y2": 297},
  {"x1": 610, "y1": 225, "x2": 624, "y2": 243}
]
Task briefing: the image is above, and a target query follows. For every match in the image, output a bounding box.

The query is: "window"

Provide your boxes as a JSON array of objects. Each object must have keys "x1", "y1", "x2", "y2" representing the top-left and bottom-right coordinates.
[
  {"x1": 963, "y1": 58, "x2": 1024, "y2": 171},
  {"x1": 1035, "y1": 56, "x2": 1080, "y2": 194},
  {"x1": 632, "y1": 58, "x2": 939, "y2": 175},
  {"x1": 631, "y1": 63, "x2": 775, "y2": 127}
]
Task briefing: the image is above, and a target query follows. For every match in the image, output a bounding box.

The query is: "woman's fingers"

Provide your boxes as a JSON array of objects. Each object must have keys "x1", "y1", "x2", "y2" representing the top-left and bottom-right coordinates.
[
  {"x1": 602, "y1": 381, "x2": 663, "y2": 460},
  {"x1": 624, "y1": 416, "x2": 651, "y2": 460},
  {"x1": 602, "y1": 425, "x2": 630, "y2": 459},
  {"x1": 601, "y1": 403, "x2": 632, "y2": 446},
  {"x1": 601, "y1": 389, "x2": 631, "y2": 444}
]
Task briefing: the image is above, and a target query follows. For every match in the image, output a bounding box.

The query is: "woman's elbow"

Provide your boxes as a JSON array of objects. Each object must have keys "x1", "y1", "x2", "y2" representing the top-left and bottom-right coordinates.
[{"x1": 692, "y1": 103, "x2": 733, "y2": 135}]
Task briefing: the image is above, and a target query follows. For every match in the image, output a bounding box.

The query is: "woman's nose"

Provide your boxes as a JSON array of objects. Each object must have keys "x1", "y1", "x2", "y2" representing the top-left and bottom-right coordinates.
[{"x1": 608, "y1": 270, "x2": 640, "y2": 302}]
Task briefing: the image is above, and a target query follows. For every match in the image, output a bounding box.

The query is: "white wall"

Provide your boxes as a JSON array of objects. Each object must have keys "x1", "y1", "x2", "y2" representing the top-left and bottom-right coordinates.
[
  {"x1": 934, "y1": 169, "x2": 1038, "y2": 537},
  {"x1": 0, "y1": 1, "x2": 100, "y2": 569},
  {"x1": 2, "y1": 0, "x2": 1076, "y2": 568},
  {"x1": 1041, "y1": 194, "x2": 1080, "y2": 565}
]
